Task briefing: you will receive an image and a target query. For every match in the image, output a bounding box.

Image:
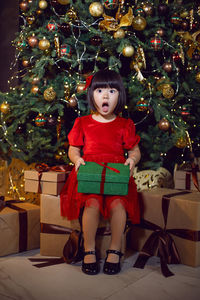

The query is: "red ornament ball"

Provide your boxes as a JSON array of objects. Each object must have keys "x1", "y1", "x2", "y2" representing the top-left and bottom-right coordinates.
[
  {"x1": 149, "y1": 36, "x2": 164, "y2": 51},
  {"x1": 47, "y1": 21, "x2": 58, "y2": 31},
  {"x1": 60, "y1": 44, "x2": 72, "y2": 57},
  {"x1": 136, "y1": 99, "x2": 149, "y2": 111},
  {"x1": 171, "y1": 13, "x2": 182, "y2": 26},
  {"x1": 35, "y1": 114, "x2": 47, "y2": 127}
]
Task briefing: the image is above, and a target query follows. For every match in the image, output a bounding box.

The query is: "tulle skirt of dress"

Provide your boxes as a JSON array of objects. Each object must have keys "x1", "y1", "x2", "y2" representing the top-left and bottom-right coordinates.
[{"x1": 60, "y1": 154, "x2": 140, "y2": 224}]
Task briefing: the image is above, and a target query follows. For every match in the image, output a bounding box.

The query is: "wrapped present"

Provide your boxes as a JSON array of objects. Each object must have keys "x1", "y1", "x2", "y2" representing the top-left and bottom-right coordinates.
[
  {"x1": 40, "y1": 194, "x2": 126, "y2": 258},
  {"x1": 0, "y1": 196, "x2": 40, "y2": 256},
  {"x1": 174, "y1": 163, "x2": 200, "y2": 191},
  {"x1": 24, "y1": 168, "x2": 68, "y2": 196},
  {"x1": 77, "y1": 162, "x2": 129, "y2": 195},
  {"x1": 129, "y1": 188, "x2": 200, "y2": 276}
]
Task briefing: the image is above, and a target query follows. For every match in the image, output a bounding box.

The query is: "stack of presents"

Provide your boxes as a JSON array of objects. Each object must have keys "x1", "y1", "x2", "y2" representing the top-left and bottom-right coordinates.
[{"x1": 1, "y1": 159, "x2": 199, "y2": 276}]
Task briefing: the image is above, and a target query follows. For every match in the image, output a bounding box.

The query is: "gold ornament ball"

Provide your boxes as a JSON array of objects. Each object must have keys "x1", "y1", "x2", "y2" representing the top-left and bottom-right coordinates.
[
  {"x1": 66, "y1": 8, "x2": 78, "y2": 21},
  {"x1": 68, "y1": 95, "x2": 77, "y2": 107},
  {"x1": 36, "y1": 9, "x2": 43, "y2": 15},
  {"x1": 175, "y1": 136, "x2": 188, "y2": 148},
  {"x1": 31, "y1": 85, "x2": 39, "y2": 94},
  {"x1": 162, "y1": 84, "x2": 174, "y2": 99},
  {"x1": 77, "y1": 83, "x2": 86, "y2": 93},
  {"x1": 38, "y1": 37, "x2": 50, "y2": 50},
  {"x1": 19, "y1": 1, "x2": 28, "y2": 11},
  {"x1": 27, "y1": 15, "x2": 35, "y2": 24},
  {"x1": 158, "y1": 118, "x2": 170, "y2": 131},
  {"x1": 0, "y1": 102, "x2": 10, "y2": 114},
  {"x1": 43, "y1": 87, "x2": 56, "y2": 101},
  {"x1": 132, "y1": 16, "x2": 147, "y2": 31},
  {"x1": 57, "y1": 0, "x2": 70, "y2": 4},
  {"x1": 195, "y1": 72, "x2": 200, "y2": 83},
  {"x1": 113, "y1": 29, "x2": 125, "y2": 39},
  {"x1": 89, "y1": 2, "x2": 104, "y2": 17},
  {"x1": 38, "y1": 0, "x2": 48, "y2": 9},
  {"x1": 22, "y1": 59, "x2": 29, "y2": 67},
  {"x1": 122, "y1": 45, "x2": 134, "y2": 57}
]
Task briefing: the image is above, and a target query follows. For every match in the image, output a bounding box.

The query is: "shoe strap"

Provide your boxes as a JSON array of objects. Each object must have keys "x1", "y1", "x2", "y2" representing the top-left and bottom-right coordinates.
[
  {"x1": 84, "y1": 250, "x2": 96, "y2": 256},
  {"x1": 106, "y1": 249, "x2": 123, "y2": 257}
]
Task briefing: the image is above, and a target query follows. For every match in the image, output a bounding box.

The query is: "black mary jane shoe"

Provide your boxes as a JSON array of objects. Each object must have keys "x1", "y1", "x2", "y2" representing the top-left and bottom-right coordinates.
[
  {"x1": 103, "y1": 249, "x2": 123, "y2": 275},
  {"x1": 82, "y1": 251, "x2": 100, "y2": 275}
]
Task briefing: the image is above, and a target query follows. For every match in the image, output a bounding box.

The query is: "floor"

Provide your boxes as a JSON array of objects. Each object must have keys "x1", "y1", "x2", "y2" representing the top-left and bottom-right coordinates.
[{"x1": 0, "y1": 249, "x2": 200, "y2": 300}]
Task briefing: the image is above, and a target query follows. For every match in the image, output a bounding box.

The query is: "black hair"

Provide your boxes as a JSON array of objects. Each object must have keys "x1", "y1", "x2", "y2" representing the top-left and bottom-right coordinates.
[{"x1": 87, "y1": 69, "x2": 126, "y2": 114}]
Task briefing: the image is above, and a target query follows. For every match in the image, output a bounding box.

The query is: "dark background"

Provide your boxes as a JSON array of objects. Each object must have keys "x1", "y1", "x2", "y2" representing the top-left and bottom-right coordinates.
[{"x1": 0, "y1": 1, "x2": 19, "y2": 92}]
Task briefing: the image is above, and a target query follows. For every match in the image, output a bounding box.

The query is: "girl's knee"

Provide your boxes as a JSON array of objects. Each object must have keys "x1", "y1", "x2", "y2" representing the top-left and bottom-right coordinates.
[
  {"x1": 85, "y1": 197, "x2": 100, "y2": 210},
  {"x1": 110, "y1": 199, "x2": 126, "y2": 213}
]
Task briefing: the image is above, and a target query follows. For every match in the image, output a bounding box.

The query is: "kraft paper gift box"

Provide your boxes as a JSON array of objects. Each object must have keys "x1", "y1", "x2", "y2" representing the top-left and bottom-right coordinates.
[
  {"x1": 24, "y1": 170, "x2": 67, "y2": 195},
  {"x1": 174, "y1": 163, "x2": 200, "y2": 191},
  {"x1": 40, "y1": 194, "x2": 126, "y2": 258},
  {"x1": 130, "y1": 188, "x2": 200, "y2": 267},
  {"x1": 77, "y1": 162, "x2": 129, "y2": 195},
  {"x1": 0, "y1": 197, "x2": 40, "y2": 256}
]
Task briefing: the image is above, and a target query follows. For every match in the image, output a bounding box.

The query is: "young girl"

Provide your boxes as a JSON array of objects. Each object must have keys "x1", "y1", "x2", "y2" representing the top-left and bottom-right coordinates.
[{"x1": 60, "y1": 70, "x2": 141, "y2": 275}]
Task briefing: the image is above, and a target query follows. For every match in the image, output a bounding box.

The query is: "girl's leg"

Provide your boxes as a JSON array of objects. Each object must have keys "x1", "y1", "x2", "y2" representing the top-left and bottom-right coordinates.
[
  {"x1": 108, "y1": 200, "x2": 127, "y2": 263},
  {"x1": 82, "y1": 198, "x2": 100, "y2": 263}
]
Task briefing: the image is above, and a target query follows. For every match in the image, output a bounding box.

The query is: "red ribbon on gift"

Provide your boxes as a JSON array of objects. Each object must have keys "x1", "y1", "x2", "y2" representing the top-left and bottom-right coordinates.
[
  {"x1": 0, "y1": 196, "x2": 28, "y2": 252},
  {"x1": 96, "y1": 162, "x2": 120, "y2": 194}
]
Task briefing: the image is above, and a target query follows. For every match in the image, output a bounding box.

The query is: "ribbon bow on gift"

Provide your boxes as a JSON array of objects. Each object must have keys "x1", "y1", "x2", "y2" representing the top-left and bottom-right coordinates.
[
  {"x1": 133, "y1": 191, "x2": 200, "y2": 277},
  {"x1": 34, "y1": 163, "x2": 73, "y2": 193}
]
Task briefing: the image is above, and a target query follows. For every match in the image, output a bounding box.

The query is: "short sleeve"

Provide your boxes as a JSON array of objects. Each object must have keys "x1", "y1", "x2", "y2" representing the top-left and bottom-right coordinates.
[
  {"x1": 122, "y1": 119, "x2": 140, "y2": 150},
  {"x1": 68, "y1": 117, "x2": 84, "y2": 147}
]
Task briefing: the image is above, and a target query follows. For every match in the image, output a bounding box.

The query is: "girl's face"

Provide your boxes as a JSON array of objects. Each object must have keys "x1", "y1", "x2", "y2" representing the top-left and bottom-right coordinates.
[{"x1": 93, "y1": 87, "x2": 119, "y2": 117}]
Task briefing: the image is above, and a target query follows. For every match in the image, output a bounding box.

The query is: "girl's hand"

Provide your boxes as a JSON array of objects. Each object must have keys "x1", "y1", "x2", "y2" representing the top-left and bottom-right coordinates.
[
  {"x1": 75, "y1": 157, "x2": 85, "y2": 171},
  {"x1": 124, "y1": 158, "x2": 136, "y2": 177}
]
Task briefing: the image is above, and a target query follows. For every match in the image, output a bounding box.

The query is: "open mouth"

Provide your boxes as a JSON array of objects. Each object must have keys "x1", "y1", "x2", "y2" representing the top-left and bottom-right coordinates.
[{"x1": 102, "y1": 102, "x2": 109, "y2": 112}]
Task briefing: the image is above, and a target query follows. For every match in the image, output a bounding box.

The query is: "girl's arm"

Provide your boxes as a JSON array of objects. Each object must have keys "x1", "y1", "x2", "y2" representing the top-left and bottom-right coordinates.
[
  {"x1": 68, "y1": 145, "x2": 85, "y2": 171},
  {"x1": 124, "y1": 144, "x2": 141, "y2": 176}
]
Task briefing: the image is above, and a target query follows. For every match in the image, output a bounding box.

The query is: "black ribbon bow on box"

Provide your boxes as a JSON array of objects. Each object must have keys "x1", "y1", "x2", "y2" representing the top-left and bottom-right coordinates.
[{"x1": 133, "y1": 191, "x2": 200, "y2": 277}]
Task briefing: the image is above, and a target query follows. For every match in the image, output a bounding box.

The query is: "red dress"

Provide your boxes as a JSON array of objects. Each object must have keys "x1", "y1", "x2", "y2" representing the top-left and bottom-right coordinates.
[{"x1": 60, "y1": 115, "x2": 141, "y2": 224}]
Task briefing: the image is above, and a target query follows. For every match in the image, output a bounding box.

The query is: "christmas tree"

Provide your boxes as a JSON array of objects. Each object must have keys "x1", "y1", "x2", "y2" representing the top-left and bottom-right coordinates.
[{"x1": 0, "y1": 0, "x2": 200, "y2": 172}]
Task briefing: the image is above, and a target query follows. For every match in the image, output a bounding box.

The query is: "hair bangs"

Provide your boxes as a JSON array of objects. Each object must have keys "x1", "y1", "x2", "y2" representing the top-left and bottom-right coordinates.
[{"x1": 87, "y1": 69, "x2": 126, "y2": 114}]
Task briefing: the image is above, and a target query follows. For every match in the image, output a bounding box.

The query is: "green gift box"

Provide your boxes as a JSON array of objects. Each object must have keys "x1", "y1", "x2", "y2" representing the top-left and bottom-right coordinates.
[{"x1": 77, "y1": 162, "x2": 129, "y2": 195}]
